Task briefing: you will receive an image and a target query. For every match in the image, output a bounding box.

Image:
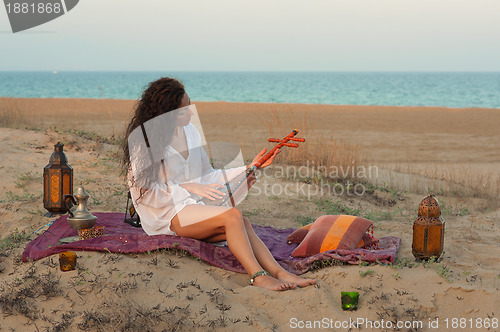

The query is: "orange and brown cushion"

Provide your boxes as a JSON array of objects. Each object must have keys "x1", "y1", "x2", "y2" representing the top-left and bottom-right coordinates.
[
  {"x1": 287, "y1": 223, "x2": 313, "y2": 244},
  {"x1": 291, "y1": 215, "x2": 373, "y2": 258},
  {"x1": 288, "y1": 223, "x2": 379, "y2": 249}
]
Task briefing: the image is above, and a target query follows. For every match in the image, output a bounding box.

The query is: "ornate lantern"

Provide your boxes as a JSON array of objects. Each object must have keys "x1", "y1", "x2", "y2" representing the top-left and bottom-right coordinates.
[
  {"x1": 412, "y1": 194, "x2": 445, "y2": 260},
  {"x1": 43, "y1": 142, "x2": 73, "y2": 216}
]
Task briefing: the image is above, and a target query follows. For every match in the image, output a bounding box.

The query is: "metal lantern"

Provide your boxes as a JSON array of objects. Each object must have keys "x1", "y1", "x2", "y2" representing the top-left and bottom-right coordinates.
[
  {"x1": 412, "y1": 194, "x2": 445, "y2": 260},
  {"x1": 43, "y1": 142, "x2": 73, "y2": 216}
]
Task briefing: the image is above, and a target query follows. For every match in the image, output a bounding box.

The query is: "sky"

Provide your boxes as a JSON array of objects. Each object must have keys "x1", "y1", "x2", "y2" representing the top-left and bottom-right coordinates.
[{"x1": 1, "y1": 0, "x2": 499, "y2": 71}]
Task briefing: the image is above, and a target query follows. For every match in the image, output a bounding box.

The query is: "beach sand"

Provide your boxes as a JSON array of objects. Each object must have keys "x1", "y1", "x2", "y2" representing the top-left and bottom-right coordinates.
[{"x1": 0, "y1": 97, "x2": 499, "y2": 331}]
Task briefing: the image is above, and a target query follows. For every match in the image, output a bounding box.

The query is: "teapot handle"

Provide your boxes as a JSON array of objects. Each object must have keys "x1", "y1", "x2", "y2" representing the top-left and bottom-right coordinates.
[{"x1": 64, "y1": 195, "x2": 77, "y2": 218}]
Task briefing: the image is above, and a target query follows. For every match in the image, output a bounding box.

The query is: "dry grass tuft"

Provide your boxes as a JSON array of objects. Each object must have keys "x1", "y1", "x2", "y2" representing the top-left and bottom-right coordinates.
[
  {"x1": 377, "y1": 163, "x2": 500, "y2": 205},
  {"x1": 264, "y1": 104, "x2": 362, "y2": 181},
  {"x1": 0, "y1": 266, "x2": 62, "y2": 319},
  {"x1": 0, "y1": 97, "x2": 40, "y2": 130},
  {"x1": 263, "y1": 104, "x2": 498, "y2": 205},
  {"x1": 98, "y1": 86, "x2": 116, "y2": 138}
]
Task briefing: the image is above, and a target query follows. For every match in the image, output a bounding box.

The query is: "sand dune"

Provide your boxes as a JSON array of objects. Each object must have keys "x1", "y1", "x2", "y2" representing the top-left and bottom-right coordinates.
[{"x1": 0, "y1": 98, "x2": 499, "y2": 331}]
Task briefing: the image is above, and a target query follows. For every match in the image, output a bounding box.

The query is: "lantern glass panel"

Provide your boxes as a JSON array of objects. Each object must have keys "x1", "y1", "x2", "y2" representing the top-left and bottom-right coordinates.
[
  {"x1": 63, "y1": 171, "x2": 71, "y2": 196},
  {"x1": 50, "y1": 170, "x2": 61, "y2": 205}
]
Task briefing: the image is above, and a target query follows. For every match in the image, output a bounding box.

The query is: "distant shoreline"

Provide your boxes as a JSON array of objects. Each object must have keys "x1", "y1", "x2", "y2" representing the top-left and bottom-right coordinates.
[
  {"x1": 1, "y1": 96, "x2": 499, "y2": 111},
  {"x1": 1, "y1": 71, "x2": 499, "y2": 108}
]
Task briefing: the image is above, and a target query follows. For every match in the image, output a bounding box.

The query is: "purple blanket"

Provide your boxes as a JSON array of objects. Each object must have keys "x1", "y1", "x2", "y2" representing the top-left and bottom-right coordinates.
[{"x1": 23, "y1": 213, "x2": 400, "y2": 275}]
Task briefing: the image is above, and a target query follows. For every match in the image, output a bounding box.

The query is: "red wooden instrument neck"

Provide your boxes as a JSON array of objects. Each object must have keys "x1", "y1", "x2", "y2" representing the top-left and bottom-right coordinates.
[{"x1": 254, "y1": 130, "x2": 299, "y2": 168}]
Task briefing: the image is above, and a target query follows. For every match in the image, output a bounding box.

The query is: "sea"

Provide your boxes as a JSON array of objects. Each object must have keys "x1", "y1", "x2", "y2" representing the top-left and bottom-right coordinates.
[{"x1": 0, "y1": 71, "x2": 499, "y2": 108}]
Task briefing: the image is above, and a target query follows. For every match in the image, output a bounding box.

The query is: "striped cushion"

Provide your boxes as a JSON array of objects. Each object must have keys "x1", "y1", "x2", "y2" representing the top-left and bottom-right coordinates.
[
  {"x1": 291, "y1": 215, "x2": 373, "y2": 258},
  {"x1": 287, "y1": 224, "x2": 313, "y2": 244},
  {"x1": 287, "y1": 223, "x2": 379, "y2": 249}
]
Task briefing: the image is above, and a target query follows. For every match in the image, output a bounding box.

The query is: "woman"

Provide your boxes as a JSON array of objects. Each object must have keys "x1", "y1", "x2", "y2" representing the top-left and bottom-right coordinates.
[{"x1": 123, "y1": 77, "x2": 315, "y2": 291}]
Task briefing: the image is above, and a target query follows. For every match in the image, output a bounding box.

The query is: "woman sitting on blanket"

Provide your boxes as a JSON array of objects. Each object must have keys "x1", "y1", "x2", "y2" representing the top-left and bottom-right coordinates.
[{"x1": 122, "y1": 77, "x2": 315, "y2": 291}]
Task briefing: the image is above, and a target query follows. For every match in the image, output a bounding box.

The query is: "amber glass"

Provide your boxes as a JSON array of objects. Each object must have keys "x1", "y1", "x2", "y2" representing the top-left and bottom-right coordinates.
[{"x1": 59, "y1": 251, "x2": 77, "y2": 271}]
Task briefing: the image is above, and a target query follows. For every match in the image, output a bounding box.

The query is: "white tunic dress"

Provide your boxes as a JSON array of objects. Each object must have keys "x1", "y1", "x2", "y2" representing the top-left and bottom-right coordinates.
[{"x1": 128, "y1": 123, "x2": 246, "y2": 236}]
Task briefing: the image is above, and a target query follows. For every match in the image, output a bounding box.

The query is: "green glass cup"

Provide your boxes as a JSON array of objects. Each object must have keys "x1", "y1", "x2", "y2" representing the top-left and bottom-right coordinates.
[{"x1": 341, "y1": 292, "x2": 359, "y2": 311}]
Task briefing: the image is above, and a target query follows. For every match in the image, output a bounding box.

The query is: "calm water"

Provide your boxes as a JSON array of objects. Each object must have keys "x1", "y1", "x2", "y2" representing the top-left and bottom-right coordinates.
[{"x1": 1, "y1": 71, "x2": 499, "y2": 108}]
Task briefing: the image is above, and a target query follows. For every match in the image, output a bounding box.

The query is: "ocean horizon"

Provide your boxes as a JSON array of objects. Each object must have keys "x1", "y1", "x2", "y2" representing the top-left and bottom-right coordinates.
[{"x1": 1, "y1": 71, "x2": 499, "y2": 108}]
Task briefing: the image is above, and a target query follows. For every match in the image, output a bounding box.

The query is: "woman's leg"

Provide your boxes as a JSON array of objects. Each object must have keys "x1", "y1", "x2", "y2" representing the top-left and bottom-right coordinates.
[
  {"x1": 170, "y1": 205, "x2": 296, "y2": 291},
  {"x1": 241, "y1": 217, "x2": 316, "y2": 288},
  {"x1": 194, "y1": 217, "x2": 315, "y2": 287}
]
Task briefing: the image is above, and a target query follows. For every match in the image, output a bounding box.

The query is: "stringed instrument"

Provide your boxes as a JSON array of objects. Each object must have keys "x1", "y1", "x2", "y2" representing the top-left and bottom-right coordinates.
[{"x1": 199, "y1": 129, "x2": 305, "y2": 207}]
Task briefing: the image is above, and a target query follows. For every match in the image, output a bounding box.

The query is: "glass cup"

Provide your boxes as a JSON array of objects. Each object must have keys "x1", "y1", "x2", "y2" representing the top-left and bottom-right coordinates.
[
  {"x1": 341, "y1": 292, "x2": 359, "y2": 311},
  {"x1": 59, "y1": 251, "x2": 77, "y2": 271}
]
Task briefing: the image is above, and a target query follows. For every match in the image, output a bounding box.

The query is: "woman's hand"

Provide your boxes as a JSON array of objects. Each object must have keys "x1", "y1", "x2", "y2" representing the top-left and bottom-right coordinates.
[
  {"x1": 180, "y1": 183, "x2": 225, "y2": 201},
  {"x1": 248, "y1": 148, "x2": 280, "y2": 169}
]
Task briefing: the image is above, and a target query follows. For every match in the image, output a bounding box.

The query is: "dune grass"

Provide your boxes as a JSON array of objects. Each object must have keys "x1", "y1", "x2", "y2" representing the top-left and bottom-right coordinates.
[
  {"x1": 261, "y1": 105, "x2": 498, "y2": 205},
  {"x1": 378, "y1": 163, "x2": 500, "y2": 206},
  {"x1": 0, "y1": 97, "x2": 40, "y2": 130},
  {"x1": 264, "y1": 104, "x2": 362, "y2": 183},
  {"x1": 0, "y1": 229, "x2": 31, "y2": 251}
]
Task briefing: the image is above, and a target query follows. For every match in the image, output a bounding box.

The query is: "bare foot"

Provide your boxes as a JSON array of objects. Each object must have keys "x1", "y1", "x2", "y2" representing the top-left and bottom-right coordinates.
[
  {"x1": 276, "y1": 270, "x2": 316, "y2": 288},
  {"x1": 252, "y1": 275, "x2": 297, "y2": 291}
]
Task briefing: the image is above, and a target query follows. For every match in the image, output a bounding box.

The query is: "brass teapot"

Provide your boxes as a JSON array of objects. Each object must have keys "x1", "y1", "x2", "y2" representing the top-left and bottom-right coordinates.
[{"x1": 64, "y1": 186, "x2": 97, "y2": 231}]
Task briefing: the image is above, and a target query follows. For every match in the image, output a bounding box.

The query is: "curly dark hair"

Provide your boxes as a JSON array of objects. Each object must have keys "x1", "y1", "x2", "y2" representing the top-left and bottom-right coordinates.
[{"x1": 121, "y1": 77, "x2": 186, "y2": 176}]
